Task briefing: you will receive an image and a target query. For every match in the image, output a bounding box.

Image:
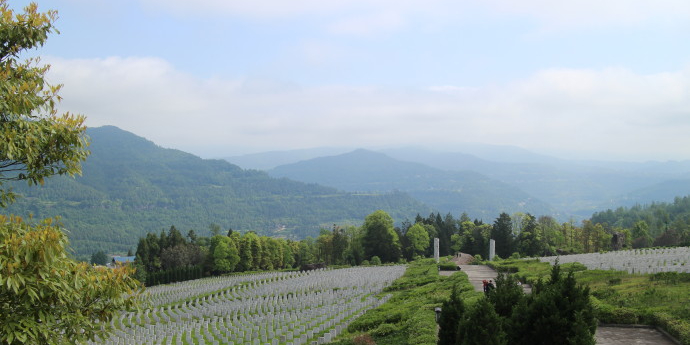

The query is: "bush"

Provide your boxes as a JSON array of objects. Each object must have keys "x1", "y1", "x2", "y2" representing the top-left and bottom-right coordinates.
[
  {"x1": 371, "y1": 256, "x2": 382, "y2": 265},
  {"x1": 508, "y1": 264, "x2": 596, "y2": 345},
  {"x1": 649, "y1": 272, "x2": 690, "y2": 284},
  {"x1": 648, "y1": 312, "x2": 690, "y2": 345},
  {"x1": 607, "y1": 277, "x2": 622, "y2": 286},
  {"x1": 458, "y1": 297, "x2": 507, "y2": 345},
  {"x1": 405, "y1": 308, "x2": 437, "y2": 345},
  {"x1": 371, "y1": 323, "x2": 400, "y2": 337},
  {"x1": 438, "y1": 284, "x2": 465, "y2": 345},
  {"x1": 591, "y1": 296, "x2": 639, "y2": 324},
  {"x1": 353, "y1": 334, "x2": 376, "y2": 345},
  {"x1": 561, "y1": 262, "x2": 588, "y2": 272}
]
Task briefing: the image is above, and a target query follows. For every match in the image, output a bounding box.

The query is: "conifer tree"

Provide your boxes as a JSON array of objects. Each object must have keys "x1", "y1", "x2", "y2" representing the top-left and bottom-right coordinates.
[
  {"x1": 437, "y1": 284, "x2": 465, "y2": 345},
  {"x1": 457, "y1": 297, "x2": 507, "y2": 345}
]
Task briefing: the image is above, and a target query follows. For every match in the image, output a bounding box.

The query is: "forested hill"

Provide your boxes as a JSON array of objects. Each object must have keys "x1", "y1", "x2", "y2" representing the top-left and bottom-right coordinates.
[
  {"x1": 268, "y1": 149, "x2": 554, "y2": 219},
  {"x1": 5, "y1": 126, "x2": 430, "y2": 256}
]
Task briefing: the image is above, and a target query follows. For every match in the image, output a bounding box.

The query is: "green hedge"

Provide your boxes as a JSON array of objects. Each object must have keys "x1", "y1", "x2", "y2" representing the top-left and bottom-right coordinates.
[
  {"x1": 647, "y1": 312, "x2": 690, "y2": 345},
  {"x1": 591, "y1": 296, "x2": 640, "y2": 324},
  {"x1": 404, "y1": 308, "x2": 437, "y2": 345}
]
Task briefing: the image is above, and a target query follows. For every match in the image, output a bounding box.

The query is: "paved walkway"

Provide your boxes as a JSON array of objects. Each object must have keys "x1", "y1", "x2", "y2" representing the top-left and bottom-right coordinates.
[
  {"x1": 456, "y1": 265, "x2": 498, "y2": 292},
  {"x1": 442, "y1": 263, "x2": 531, "y2": 294},
  {"x1": 438, "y1": 262, "x2": 678, "y2": 344},
  {"x1": 596, "y1": 326, "x2": 678, "y2": 345}
]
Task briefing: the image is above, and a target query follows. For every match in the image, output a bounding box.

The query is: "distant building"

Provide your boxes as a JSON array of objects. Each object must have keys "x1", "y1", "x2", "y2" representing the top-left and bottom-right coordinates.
[{"x1": 110, "y1": 256, "x2": 136, "y2": 268}]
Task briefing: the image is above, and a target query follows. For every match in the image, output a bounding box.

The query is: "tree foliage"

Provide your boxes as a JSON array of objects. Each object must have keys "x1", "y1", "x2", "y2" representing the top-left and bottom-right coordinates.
[
  {"x1": 0, "y1": 1, "x2": 89, "y2": 207},
  {"x1": 361, "y1": 210, "x2": 401, "y2": 263},
  {"x1": 406, "y1": 223, "x2": 430, "y2": 258},
  {"x1": 437, "y1": 284, "x2": 465, "y2": 345},
  {"x1": 457, "y1": 297, "x2": 507, "y2": 345},
  {"x1": 90, "y1": 250, "x2": 108, "y2": 266},
  {"x1": 508, "y1": 264, "x2": 596, "y2": 345},
  {"x1": 0, "y1": 3, "x2": 142, "y2": 344},
  {"x1": 491, "y1": 212, "x2": 514, "y2": 258},
  {"x1": 0, "y1": 216, "x2": 141, "y2": 345}
]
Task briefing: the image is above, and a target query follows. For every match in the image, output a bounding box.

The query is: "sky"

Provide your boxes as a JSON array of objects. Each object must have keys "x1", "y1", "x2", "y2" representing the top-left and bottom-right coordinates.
[{"x1": 11, "y1": 0, "x2": 690, "y2": 161}]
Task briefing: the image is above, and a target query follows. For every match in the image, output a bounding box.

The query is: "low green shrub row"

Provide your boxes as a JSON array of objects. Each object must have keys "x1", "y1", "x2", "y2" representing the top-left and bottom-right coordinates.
[
  {"x1": 331, "y1": 258, "x2": 481, "y2": 345},
  {"x1": 591, "y1": 296, "x2": 640, "y2": 324},
  {"x1": 648, "y1": 312, "x2": 690, "y2": 345}
]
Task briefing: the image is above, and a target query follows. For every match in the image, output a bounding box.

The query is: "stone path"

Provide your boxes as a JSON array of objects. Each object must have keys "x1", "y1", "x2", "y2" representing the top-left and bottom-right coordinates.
[
  {"x1": 456, "y1": 265, "x2": 498, "y2": 292},
  {"x1": 596, "y1": 326, "x2": 678, "y2": 345},
  {"x1": 438, "y1": 261, "x2": 678, "y2": 345}
]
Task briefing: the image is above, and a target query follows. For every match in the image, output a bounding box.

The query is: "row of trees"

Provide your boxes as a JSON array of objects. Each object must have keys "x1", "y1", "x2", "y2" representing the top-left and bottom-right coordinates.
[{"x1": 133, "y1": 207, "x2": 690, "y2": 287}]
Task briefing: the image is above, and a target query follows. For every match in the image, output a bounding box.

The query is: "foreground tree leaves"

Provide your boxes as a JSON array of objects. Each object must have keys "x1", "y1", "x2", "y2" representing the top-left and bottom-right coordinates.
[
  {"x1": 0, "y1": 1, "x2": 90, "y2": 207},
  {"x1": 0, "y1": 215, "x2": 143, "y2": 345}
]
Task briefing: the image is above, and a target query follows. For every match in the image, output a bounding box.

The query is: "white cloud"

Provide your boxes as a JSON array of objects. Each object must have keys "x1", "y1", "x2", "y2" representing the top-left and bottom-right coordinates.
[{"x1": 46, "y1": 56, "x2": 690, "y2": 161}]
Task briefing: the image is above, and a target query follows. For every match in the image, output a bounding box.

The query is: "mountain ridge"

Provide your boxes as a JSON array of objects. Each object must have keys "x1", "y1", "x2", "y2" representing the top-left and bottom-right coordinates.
[{"x1": 268, "y1": 149, "x2": 554, "y2": 219}]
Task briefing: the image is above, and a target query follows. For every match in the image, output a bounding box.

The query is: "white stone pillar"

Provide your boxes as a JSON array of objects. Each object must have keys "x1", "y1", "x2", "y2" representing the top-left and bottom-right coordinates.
[
  {"x1": 434, "y1": 238, "x2": 440, "y2": 263},
  {"x1": 489, "y1": 239, "x2": 496, "y2": 261}
]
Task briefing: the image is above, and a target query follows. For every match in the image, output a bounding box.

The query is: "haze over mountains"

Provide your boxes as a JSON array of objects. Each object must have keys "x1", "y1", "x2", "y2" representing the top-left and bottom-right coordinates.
[
  {"x1": 268, "y1": 149, "x2": 553, "y2": 219},
  {"x1": 228, "y1": 146, "x2": 690, "y2": 219}
]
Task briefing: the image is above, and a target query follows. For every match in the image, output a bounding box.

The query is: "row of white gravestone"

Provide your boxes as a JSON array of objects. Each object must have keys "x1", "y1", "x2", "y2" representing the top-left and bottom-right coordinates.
[
  {"x1": 142, "y1": 270, "x2": 315, "y2": 307},
  {"x1": 99, "y1": 289, "x2": 388, "y2": 345},
  {"x1": 86, "y1": 265, "x2": 405, "y2": 345},
  {"x1": 141, "y1": 266, "x2": 402, "y2": 309},
  {"x1": 539, "y1": 246, "x2": 690, "y2": 274}
]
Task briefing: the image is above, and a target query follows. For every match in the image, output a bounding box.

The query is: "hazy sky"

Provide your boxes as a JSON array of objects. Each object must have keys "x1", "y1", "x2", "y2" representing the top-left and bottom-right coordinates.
[{"x1": 13, "y1": 0, "x2": 690, "y2": 161}]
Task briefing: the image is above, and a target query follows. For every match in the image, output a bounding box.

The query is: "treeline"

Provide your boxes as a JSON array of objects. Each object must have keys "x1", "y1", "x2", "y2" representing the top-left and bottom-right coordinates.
[
  {"x1": 592, "y1": 196, "x2": 690, "y2": 248},
  {"x1": 132, "y1": 205, "x2": 690, "y2": 286}
]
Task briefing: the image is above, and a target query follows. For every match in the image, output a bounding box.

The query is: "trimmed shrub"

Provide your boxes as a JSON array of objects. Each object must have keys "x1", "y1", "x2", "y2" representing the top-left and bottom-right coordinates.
[
  {"x1": 405, "y1": 308, "x2": 437, "y2": 345},
  {"x1": 647, "y1": 312, "x2": 690, "y2": 345}
]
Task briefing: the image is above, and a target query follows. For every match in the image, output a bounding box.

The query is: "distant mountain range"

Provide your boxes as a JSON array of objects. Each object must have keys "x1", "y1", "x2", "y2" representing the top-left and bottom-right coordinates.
[
  {"x1": 228, "y1": 146, "x2": 690, "y2": 219},
  {"x1": 268, "y1": 149, "x2": 553, "y2": 219},
  {"x1": 4, "y1": 126, "x2": 428, "y2": 256}
]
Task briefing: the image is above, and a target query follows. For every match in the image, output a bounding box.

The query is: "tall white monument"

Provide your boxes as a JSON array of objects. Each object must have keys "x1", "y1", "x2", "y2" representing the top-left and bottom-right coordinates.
[
  {"x1": 489, "y1": 239, "x2": 496, "y2": 261},
  {"x1": 434, "y1": 238, "x2": 440, "y2": 263}
]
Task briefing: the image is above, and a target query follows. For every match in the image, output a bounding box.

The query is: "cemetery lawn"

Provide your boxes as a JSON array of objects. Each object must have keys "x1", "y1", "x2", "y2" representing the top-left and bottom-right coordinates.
[
  {"x1": 490, "y1": 258, "x2": 690, "y2": 344},
  {"x1": 330, "y1": 258, "x2": 483, "y2": 345}
]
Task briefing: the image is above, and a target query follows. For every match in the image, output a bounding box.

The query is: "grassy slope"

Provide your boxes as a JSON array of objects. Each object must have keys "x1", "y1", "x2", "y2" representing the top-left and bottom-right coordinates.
[
  {"x1": 329, "y1": 259, "x2": 482, "y2": 345},
  {"x1": 489, "y1": 259, "x2": 690, "y2": 345}
]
